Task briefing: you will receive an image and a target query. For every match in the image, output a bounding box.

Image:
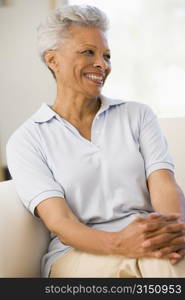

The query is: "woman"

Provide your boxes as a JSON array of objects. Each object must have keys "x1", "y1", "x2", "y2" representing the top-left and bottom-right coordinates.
[{"x1": 6, "y1": 5, "x2": 185, "y2": 278}]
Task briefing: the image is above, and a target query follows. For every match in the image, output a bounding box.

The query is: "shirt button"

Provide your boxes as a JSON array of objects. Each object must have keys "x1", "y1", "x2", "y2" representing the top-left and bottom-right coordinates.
[{"x1": 95, "y1": 130, "x2": 99, "y2": 134}]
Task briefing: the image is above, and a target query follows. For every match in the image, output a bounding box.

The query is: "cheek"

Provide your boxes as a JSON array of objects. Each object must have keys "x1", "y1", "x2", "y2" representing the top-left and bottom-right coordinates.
[
  {"x1": 58, "y1": 64, "x2": 73, "y2": 79},
  {"x1": 107, "y1": 64, "x2": 111, "y2": 75}
]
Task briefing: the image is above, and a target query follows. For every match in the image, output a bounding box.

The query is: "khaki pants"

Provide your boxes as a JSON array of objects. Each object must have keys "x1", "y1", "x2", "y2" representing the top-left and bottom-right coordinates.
[{"x1": 49, "y1": 248, "x2": 185, "y2": 278}]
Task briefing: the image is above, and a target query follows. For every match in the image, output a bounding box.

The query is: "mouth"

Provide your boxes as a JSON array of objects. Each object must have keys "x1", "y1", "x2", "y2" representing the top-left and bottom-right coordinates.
[{"x1": 83, "y1": 72, "x2": 105, "y2": 85}]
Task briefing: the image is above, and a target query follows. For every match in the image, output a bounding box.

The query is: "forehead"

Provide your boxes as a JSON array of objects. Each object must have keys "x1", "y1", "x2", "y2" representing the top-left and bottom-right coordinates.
[{"x1": 62, "y1": 25, "x2": 109, "y2": 49}]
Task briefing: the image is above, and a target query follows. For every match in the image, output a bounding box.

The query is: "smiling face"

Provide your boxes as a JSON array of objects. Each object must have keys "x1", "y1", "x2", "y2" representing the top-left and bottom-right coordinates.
[{"x1": 45, "y1": 25, "x2": 111, "y2": 99}]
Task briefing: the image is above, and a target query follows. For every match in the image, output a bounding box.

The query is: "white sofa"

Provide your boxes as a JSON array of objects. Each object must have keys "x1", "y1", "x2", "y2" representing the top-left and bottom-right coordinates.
[
  {"x1": 0, "y1": 180, "x2": 50, "y2": 277},
  {"x1": 0, "y1": 117, "x2": 185, "y2": 277}
]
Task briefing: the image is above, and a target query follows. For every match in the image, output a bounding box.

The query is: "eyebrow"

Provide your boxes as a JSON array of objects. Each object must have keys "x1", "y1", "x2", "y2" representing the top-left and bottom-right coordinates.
[{"x1": 81, "y1": 43, "x2": 110, "y2": 52}]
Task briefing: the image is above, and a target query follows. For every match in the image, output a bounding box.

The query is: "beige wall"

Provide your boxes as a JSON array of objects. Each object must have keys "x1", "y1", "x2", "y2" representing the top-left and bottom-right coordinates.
[
  {"x1": 0, "y1": 165, "x2": 4, "y2": 181},
  {"x1": 0, "y1": 147, "x2": 4, "y2": 181},
  {"x1": 0, "y1": 0, "x2": 66, "y2": 168},
  {"x1": 0, "y1": 169, "x2": 4, "y2": 181}
]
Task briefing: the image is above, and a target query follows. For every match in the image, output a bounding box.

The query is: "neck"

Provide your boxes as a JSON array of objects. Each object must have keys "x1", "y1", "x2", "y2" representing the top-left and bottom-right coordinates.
[{"x1": 51, "y1": 86, "x2": 101, "y2": 122}]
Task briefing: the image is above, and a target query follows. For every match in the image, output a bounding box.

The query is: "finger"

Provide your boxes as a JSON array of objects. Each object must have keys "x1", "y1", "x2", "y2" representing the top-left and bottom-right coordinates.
[
  {"x1": 141, "y1": 232, "x2": 181, "y2": 249},
  {"x1": 168, "y1": 248, "x2": 185, "y2": 261},
  {"x1": 147, "y1": 213, "x2": 180, "y2": 222},
  {"x1": 170, "y1": 235, "x2": 185, "y2": 245},
  {"x1": 162, "y1": 223, "x2": 185, "y2": 233},
  {"x1": 147, "y1": 213, "x2": 163, "y2": 219},
  {"x1": 141, "y1": 222, "x2": 164, "y2": 233},
  {"x1": 170, "y1": 258, "x2": 179, "y2": 265},
  {"x1": 155, "y1": 246, "x2": 181, "y2": 258},
  {"x1": 163, "y1": 213, "x2": 181, "y2": 221},
  {"x1": 154, "y1": 243, "x2": 185, "y2": 260},
  {"x1": 142, "y1": 222, "x2": 185, "y2": 234},
  {"x1": 145, "y1": 250, "x2": 164, "y2": 259},
  {"x1": 145, "y1": 215, "x2": 181, "y2": 232},
  {"x1": 177, "y1": 248, "x2": 185, "y2": 256},
  {"x1": 169, "y1": 250, "x2": 185, "y2": 264},
  {"x1": 168, "y1": 251, "x2": 184, "y2": 262}
]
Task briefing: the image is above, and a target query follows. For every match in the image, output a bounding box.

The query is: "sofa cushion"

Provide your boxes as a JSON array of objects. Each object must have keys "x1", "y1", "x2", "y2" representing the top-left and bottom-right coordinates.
[
  {"x1": 0, "y1": 180, "x2": 49, "y2": 277},
  {"x1": 159, "y1": 117, "x2": 185, "y2": 193}
]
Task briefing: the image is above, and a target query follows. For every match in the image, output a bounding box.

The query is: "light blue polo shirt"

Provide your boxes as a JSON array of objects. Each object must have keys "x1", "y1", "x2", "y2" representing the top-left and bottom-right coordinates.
[{"x1": 6, "y1": 95, "x2": 174, "y2": 277}]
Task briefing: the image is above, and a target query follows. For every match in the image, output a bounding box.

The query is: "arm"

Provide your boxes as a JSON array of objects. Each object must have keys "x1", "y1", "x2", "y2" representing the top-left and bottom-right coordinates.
[
  {"x1": 148, "y1": 169, "x2": 185, "y2": 217},
  {"x1": 135, "y1": 104, "x2": 185, "y2": 262},
  {"x1": 143, "y1": 169, "x2": 185, "y2": 263},
  {"x1": 36, "y1": 196, "x2": 117, "y2": 255},
  {"x1": 36, "y1": 196, "x2": 183, "y2": 260}
]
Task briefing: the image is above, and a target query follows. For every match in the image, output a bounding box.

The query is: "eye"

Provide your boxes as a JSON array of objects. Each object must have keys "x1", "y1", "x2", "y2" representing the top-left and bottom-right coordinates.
[
  {"x1": 82, "y1": 49, "x2": 94, "y2": 56},
  {"x1": 104, "y1": 53, "x2": 111, "y2": 61}
]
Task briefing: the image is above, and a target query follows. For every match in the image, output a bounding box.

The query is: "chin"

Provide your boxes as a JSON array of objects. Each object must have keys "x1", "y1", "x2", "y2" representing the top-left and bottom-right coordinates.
[{"x1": 86, "y1": 88, "x2": 102, "y2": 98}]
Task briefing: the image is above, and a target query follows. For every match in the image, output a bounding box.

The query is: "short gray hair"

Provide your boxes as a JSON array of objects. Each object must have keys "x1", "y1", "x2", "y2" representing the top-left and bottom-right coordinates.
[{"x1": 37, "y1": 5, "x2": 109, "y2": 63}]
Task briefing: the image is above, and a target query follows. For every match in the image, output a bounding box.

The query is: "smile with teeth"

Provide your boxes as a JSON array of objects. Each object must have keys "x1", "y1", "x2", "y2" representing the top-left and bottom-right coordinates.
[{"x1": 84, "y1": 73, "x2": 104, "y2": 84}]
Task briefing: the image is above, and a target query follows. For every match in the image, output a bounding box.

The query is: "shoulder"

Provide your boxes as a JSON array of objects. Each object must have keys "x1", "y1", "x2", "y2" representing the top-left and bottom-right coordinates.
[
  {"x1": 104, "y1": 95, "x2": 153, "y2": 113},
  {"x1": 122, "y1": 100, "x2": 154, "y2": 116},
  {"x1": 6, "y1": 115, "x2": 41, "y2": 153},
  {"x1": 107, "y1": 95, "x2": 156, "y2": 122}
]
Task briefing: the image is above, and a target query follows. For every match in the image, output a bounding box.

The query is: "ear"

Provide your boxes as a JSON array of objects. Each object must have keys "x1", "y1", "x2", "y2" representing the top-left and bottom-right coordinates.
[{"x1": 44, "y1": 50, "x2": 58, "y2": 73}]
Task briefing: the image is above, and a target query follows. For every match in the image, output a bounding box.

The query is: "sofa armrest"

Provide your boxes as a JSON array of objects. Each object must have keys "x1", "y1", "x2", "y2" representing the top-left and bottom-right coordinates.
[{"x1": 0, "y1": 180, "x2": 49, "y2": 277}]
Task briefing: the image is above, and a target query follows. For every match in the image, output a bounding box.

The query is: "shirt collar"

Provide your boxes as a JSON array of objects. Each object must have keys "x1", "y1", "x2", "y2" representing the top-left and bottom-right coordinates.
[
  {"x1": 32, "y1": 95, "x2": 125, "y2": 123},
  {"x1": 99, "y1": 95, "x2": 125, "y2": 114},
  {"x1": 31, "y1": 103, "x2": 57, "y2": 123}
]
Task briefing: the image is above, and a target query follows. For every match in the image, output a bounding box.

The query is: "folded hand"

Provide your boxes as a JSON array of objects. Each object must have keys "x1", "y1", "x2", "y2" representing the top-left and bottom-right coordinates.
[
  {"x1": 117, "y1": 212, "x2": 185, "y2": 264},
  {"x1": 141, "y1": 213, "x2": 185, "y2": 264}
]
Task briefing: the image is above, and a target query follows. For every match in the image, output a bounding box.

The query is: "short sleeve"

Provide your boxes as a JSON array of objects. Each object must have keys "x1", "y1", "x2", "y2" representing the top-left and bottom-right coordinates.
[
  {"x1": 139, "y1": 105, "x2": 175, "y2": 178},
  {"x1": 6, "y1": 126, "x2": 65, "y2": 217}
]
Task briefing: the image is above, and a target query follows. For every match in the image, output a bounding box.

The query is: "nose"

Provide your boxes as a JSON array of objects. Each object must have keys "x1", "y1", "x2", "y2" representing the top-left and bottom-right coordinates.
[{"x1": 93, "y1": 55, "x2": 110, "y2": 72}]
